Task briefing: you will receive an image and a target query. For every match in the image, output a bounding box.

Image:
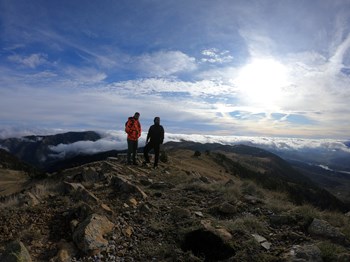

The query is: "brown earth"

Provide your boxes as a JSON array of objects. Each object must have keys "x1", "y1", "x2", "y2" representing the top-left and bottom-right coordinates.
[{"x1": 0, "y1": 169, "x2": 30, "y2": 197}]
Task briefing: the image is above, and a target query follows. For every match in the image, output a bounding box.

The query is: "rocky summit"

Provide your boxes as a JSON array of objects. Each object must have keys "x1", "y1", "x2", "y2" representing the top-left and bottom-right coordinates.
[{"x1": 0, "y1": 147, "x2": 350, "y2": 261}]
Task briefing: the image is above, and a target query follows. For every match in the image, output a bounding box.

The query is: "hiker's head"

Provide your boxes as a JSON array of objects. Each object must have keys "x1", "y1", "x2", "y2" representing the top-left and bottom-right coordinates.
[
  {"x1": 134, "y1": 112, "x2": 140, "y2": 119},
  {"x1": 154, "y1": 117, "x2": 160, "y2": 124}
]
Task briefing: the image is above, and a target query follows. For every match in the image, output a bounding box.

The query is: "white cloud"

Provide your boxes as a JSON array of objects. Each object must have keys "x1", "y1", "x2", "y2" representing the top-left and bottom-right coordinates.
[
  {"x1": 42, "y1": 130, "x2": 350, "y2": 169},
  {"x1": 8, "y1": 53, "x2": 48, "y2": 68},
  {"x1": 106, "y1": 77, "x2": 237, "y2": 97},
  {"x1": 201, "y1": 48, "x2": 234, "y2": 64},
  {"x1": 63, "y1": 67, "x2": 107, "y2": 84},
  {"x1": 133, "y1": 50, "x2": 197, "y2": 77}
]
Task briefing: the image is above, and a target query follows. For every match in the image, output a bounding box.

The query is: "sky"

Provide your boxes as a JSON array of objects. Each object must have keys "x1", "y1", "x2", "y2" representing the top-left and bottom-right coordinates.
[{"x1": 1, "y1": 0, "x2": 350, "y2": 139}]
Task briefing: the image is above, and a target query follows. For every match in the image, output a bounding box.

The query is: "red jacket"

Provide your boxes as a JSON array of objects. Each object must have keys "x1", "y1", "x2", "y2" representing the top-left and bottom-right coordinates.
[{"x1": 125, "y1": 117, "x2": 141, "y2": 141}]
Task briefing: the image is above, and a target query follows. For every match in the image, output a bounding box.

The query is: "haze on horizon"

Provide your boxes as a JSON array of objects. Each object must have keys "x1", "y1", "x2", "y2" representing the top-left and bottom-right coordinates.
[{"x1": 1, "y1": 0, "x2": 350, "y2": 139}]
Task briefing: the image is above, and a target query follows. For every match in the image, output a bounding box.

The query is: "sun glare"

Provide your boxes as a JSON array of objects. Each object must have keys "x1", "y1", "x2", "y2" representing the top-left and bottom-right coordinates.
[{"x1": 235, "y1": 58, "x2": 289, "y2": 109}]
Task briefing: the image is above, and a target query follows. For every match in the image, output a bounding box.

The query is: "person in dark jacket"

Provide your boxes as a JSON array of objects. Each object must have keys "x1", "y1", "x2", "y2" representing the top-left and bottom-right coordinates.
[
  {"x1": 125, "y1": 112, "x2": 141, "y2": 165},
  {"x1": 143, "y1": 117, "x2": 164, "y2": 168}
]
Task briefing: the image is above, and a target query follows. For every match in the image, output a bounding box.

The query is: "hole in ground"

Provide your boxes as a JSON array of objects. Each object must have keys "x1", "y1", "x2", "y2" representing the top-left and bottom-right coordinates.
[{"x1": 181, "y1": 229, "x2": 235, "y2": 261}]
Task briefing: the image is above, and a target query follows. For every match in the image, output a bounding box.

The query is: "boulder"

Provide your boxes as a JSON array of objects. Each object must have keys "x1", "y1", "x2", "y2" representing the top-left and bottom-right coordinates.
[
  {"x1": 0, "y1": 240, "x2": 32, "y2": 262},
  {"x1": 243, "y1": 195, "x2": 264, "y2": 205},
  {"x1": 112, "y1": 175, "x2": 147, "y2": 199},
  {"x1": 284, "y1": 244, "x2": 322, "y2": 262},
  {"x1": 72, "y1": 213, "x2": 114, "y2": 255},
  {"x1": 308, "y1": 218, "x2": 346, "y2": 243},
  {"x1": 64, "y1": 182, "x2": 100, "y2": 203}
]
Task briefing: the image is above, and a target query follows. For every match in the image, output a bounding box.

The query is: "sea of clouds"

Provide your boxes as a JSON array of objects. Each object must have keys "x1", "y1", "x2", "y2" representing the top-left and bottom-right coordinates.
[{"x1": 1, "y1": 128, "x2": 349, "y2": 171}]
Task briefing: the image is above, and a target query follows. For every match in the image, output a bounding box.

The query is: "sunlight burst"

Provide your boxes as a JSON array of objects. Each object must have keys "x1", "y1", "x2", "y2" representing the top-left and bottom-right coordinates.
[{"x1": 235, "y1": 58, "x2": 289, "y2": 109}]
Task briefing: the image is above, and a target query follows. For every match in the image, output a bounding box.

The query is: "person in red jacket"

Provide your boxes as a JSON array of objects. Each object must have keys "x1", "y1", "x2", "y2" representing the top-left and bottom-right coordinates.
[{"x1": 125, "y1": 112, "x2": 141, "y2": 165}]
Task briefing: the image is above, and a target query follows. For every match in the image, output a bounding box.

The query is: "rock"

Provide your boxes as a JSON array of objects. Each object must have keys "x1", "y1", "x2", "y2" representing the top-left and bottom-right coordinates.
[
  {"x1": 70, "y1": 219, "x2": 79, "y2": 232},
  {"x1": 243, "y1": 195, "x2": 264, "y2": 205},
  {"x1": 72, "y1": 213, "x2": 114, "y2": 255},
  {"x1": 194, "y1": 211, "x2": 204, "y2": 217},
  {"x1": 128, "y1": 197, "x2": 138, "y2": 207},
  {"x1": 308, "y1": 218, "x2": 346, "y2": 243},
  {"x1": 82, "y1": 168, "x2": 101, "y2": 182},
  {"x1": 112, "y1": 175, "x2": 148, "y2": 199},
  {"x1": 50, "y1": 240, "x2": 78, "y2": 262},
  {"x1": 24, "y1": 192, "x2": 40, "y2": 206},
  {"x1": 261, "y1": 241, "x2": 271, "y2": 250},
  {"x1": 284, "y1": 244, "x2": 322, "y2": 262},
  {"x1": 345, "y1": 211, "x2": 350, "y2": 217},
  {"x1": 252, "y1": 233, "x2": 267, "y2": 243},
  {"x1": 252, "y1": 234, "x2": 271, "y2": 250},
  {"x1": 0, "y1": 240, "x2": 32, "y2": 262},
  {"x1": 123, "y1": 226, "x2": 133, "y2": 237},
  {"x1": 100, "y1": 203, "x2": 113, "y2": 215},
  {"x1": 64, "y1": 182, "x2": 100, "y2": 203}
]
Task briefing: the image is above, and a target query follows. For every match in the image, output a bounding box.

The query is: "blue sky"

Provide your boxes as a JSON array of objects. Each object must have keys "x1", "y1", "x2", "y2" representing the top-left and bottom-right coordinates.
[{"x1": 1, "y1": 0, "x2": 350, "y2": 139}]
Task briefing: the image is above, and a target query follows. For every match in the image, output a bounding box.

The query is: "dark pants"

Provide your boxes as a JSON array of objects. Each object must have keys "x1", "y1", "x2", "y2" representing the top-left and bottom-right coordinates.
[
  {"x1": 144, "y1": 142, "x2": 160, "y2": 167},
  {"x1": 127, "y1": 139, "x2": 138, "y2": 164}
]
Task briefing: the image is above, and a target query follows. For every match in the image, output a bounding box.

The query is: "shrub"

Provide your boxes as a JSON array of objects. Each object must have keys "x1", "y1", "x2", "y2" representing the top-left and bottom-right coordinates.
[
  {"x1": 241, "y1": 180, "x2": 264, "y2": 199},
  {"x1": 193, "y1": 151, "x2": 201, "y2": 157},
  {"x1": 317, "y1": 241, "x2": 348, "y2": 262}
]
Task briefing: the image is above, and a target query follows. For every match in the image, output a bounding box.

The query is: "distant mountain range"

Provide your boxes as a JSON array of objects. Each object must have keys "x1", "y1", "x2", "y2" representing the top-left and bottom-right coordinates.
[
  {"x1": 0, "y1": 131, "x2": 101, "y2": 170},
  {"x1": 1, "y1": 131, "x2": 350, "y2": 206}
]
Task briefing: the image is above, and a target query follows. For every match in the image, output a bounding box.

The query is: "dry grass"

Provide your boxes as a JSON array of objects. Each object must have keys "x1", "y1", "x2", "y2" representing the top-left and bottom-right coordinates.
[
  {"x1": 224, "y1": 215, "x2": 267, "y2": 235},
  {"x1": 0, "y1": 180, "x2": 63, "y2": 209},
  {"x1": 240, "y1": 180, "x2": 265, "y2": 199},
  {"x1": 320, "y1": 210, "x2": 350, "y2": 239},
  {"x1": 0, "y1": 169, "x2": 29, "y2": 197},
  {"x1": 317, "y1": 240, "x2": 349, "y2": 262},
  {"x1": 264, "y1": 191, "x2": 296, "y2": 213}
]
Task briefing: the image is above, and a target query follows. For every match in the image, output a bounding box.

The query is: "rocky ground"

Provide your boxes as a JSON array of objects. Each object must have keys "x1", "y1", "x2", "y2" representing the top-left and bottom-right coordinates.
[{"x1": 0, "y1": 149, "x2": 350, "y2": 261}]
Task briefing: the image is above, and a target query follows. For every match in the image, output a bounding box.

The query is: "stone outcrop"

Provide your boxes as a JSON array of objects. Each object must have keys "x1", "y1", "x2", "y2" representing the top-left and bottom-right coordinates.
[
  {"x1": 64, "y1": 182, "x2": 100, "y2": 203},
  {"x1": 111, "y1": 175, "x2": 147, "y2": 199},
  {"x1": 308, "y1": 218, "x2": 347, "y2": 243},
  {"x1": 72, "y1": 213, "x2": 114, "y2": 255}
]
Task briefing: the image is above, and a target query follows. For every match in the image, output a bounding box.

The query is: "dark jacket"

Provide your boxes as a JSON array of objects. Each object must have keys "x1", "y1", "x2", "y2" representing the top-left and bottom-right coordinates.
[{"x1": 146, "y1": 124, "x2": 164, "y2": 144}]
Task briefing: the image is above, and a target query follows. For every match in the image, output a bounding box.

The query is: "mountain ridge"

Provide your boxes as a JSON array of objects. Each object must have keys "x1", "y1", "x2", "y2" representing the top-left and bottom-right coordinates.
[{"x1": 1, "y1": 146, "x2": 349, "y2": 261}]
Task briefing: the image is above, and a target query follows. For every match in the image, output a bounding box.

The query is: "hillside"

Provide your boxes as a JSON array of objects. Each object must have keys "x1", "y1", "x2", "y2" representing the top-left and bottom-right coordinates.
[
  {"x1": 0, "y1": 149, "x2": 41, "y2": 198},
  {"x1": 0, "y1": 147, "x2": 350, "y2": 261}
]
